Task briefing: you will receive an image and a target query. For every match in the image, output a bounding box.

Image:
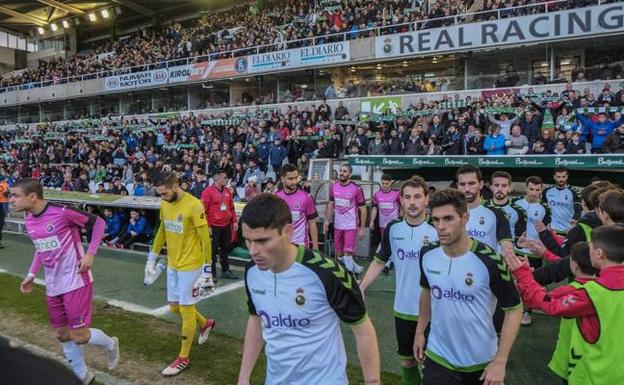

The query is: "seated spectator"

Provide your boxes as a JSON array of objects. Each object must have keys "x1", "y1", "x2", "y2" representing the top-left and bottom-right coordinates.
[
  {"x1": 112, "y1": 209, "x2": 151, "y2": 249},
  {"x1": 143, "y1": 178, "x2": 157, "y2": 197},
  {"x1": 102, "y1": 207, "x2": 122, "y2": 243},
  {"x1": 531, "y1": 140, "x2": 547, "y2": 154},
  {"x1": 75, "y1": 172, "x2": 90, "y2": 193},
  {"x1": 61, "y1": 174, "x2": 75, "y2": 192},
  {"x1": 133, "y1": 177, "x2": 145, "y2": 196},
  {"x1": 110, "y1": 178, "x2": 129, "y2": 195},
  {"x1": 244, "y1": 176, "x2": 260, "y2": 202}
]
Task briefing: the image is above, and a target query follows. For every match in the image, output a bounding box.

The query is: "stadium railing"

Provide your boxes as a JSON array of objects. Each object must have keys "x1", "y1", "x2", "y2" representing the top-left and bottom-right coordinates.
[{"x1": 0, "y1": 0, "x2": 613, "y2": 94}]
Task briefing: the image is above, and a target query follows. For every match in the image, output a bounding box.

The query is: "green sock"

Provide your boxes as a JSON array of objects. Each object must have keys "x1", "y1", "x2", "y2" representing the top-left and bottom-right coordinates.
[{"x1": 402, "y1": 366, "x2": 421, "y2": 385}]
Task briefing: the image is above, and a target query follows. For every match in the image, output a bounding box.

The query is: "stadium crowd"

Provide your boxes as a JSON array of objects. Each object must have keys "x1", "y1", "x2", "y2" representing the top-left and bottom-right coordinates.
[
  {"x1": 2, "y1": 83, "x2": 624, "y2": 199},
  {"x1": 0, "y1": 0, "x2": 607, "y2": 90}
]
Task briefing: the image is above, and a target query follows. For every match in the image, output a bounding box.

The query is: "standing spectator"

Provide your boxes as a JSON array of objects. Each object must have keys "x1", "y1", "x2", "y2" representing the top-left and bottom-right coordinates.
[
  {"x1": 244, "y1": 176, "x2": 260, "y2": 202},
  {"x1": 567, "y1": 132, "x2": 587, "y2": 154},
  {"x1": 268, "y1": 139, "x2": 288, "y2": 174},
  {"x1": 387, "y1": 129, "x2": 404, "y2": 154},
  {"x1": 334, "y1": 101, "x2": 350, "y2": 120},
  {"x1": 553, "y1": 140, "x2": 568, "y2": 155},
  {"x1": 367, "y1": 131, "x2": 387, "y2": 155},
  {"x1": 466, "y1": 129, "x2": 485, "y2": 155},
  {"x1": 200, "y1": 169, "x2": 238, "y2": 281},
  {"x1": 576, "y1": 112, "x2": 624, "y2": 153},
  {"x1": 487, "y1": 112, "x2": 518, "y2": 139},
  {"x1": 484, "y1": 126, "x2": 506, "y2": 155},
  {"x1": 539, "y1": 129, "x2": 556, "y2": 153},
  {"x1": 61, "y1": 175, "x2": 75, "y2": 192},
  {"x1": 243, "y1": 159, "x2": 262, "y2": 189},
  {"x1": 506, "y1": 125, "x2": 529, "y2": 155},
  {"x1": 75, "y1": 172, "x2": 90, "y2": 193},
  {"x1": 404, "y1": 127, "x2": 425, "y2": 155},
  {"x1": 143, "y1": 178, "x2": 157, "y2": 197},
  {"x1": 189, "y1": 170, "x2": 208, "y2": 198},
  {"x1": 441, "y1": 124, "x2": 462, "y2": 155},
  {"x1": 602, "y1": 124, "x2": 624, "y2": 153},
  {"x1": 520, "y1": 109, "x2": 542, "y2": 144}
]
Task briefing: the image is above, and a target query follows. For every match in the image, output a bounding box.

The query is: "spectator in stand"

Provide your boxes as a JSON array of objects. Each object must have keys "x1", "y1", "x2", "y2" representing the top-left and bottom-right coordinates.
[
  {"x1": 102, "y1": 207, "x2": 122, "y2": 243},
  {"x1": 506, "y1": 124, "x2": 529, "y2": 155},
  {"x1": 368, "y1": 131, "x2": 388, "y2": 155},
  {"x1": 539, "y1": 128, "x2": 556, "y2": 154},
  {"x1": 404, "y1": 127, "x2": 425, "y2": 155},
  {"x1": 143, "y1": 178, "x2": 157, "y2": 197},
  {"x1": 484, "y1": 125, "x2": 507, "y2": 155},
  {"x1": 567, "y1": 131, "x2": 587, "y2": 154},
  {"x1": 113, "y1": 209, "x2": 151, "y2": 249},
  {"x1": 110, "y1": 178, "x2": 129, "y2": 195},
  {"x1": 60, "y1": 174, "x2": 75, "y2": 192},
  {"x1": 576, "y1": 111, "x2": 624, "y2": 153},
  {"x1": 531, "y1": 140, "x2": 547, "y2": 154},
  {"x1": 189, "y1": 170, "x2": 208, "y2": 198},
  {"x1": 244, "y1": 176, "x2": 260, "y2": 202},
  {"x1": 487, "y1": 112, "x2": 519, "y2": 139},
  {"x1": 269, "y1": 139, "x2": 288, "y2": 174},
  {"x1": 466, "y1": 129, "x2": 485, "y2": 155},
  {"x1": 553, "y1": 140, "x2": 568, "y2": 155},
  {"x1": 133, "y1": 177, "x2": 145, "y2": 196},
  {"x1": 242, "y1": 158, "x2": 262, "y2": 189},
  {"x1": 441, "y1": 124, "x2": 462, "y2": 155},
  {"x1": 602, "y1": 124, "x2": 624, "y2": 153},
  {"x1": 387, "y1": 128, "x2": 404, "y2": 154}
]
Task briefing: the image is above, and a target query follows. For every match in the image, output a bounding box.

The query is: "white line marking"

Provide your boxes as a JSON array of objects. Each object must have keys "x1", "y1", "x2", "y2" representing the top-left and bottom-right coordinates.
[{"x1": 212, "y1": 280, "x2": 246, "y2": 296}]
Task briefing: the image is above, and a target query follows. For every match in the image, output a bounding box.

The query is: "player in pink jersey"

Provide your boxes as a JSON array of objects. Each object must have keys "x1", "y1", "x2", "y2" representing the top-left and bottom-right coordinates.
[
  {"x1": 370, "y1": 174, "x2": 401, "y2": 274},
  {"x1": 323, "y1": 163, "x2": 367, "y2": 275},
  {"x1": 10, "y1": 179, "x2": 120, "y2": 384},
  {"x1": 276, "y1": 164, "x2": 319, "y2": 249}
]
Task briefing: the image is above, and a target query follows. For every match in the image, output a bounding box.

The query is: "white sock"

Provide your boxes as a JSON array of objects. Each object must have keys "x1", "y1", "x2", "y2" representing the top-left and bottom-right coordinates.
[
  {"x1": 88, "y1": 328, "x2": 114, "y2": 351},
  {"x1": 342, "y1": 255, "x2": 354, "y2": 271},
  {"x1": 61, "y1": 341, "x2": 88, "y2": 379}
]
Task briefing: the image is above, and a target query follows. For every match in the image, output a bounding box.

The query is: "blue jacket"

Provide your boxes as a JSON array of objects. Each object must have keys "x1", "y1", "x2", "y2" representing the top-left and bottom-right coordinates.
[
  {"x1": 484, "y1": 134, "x2": 507, "y2": 155},
  {"x1": 576, "y1": 113, "x2": 624, "y2": 149},
  {"x1": 105, "y1": 213, "x2": 122, "y2": 238},
  {"x1": 127, "y1": 216, "x2": 150, "y2": 235},
  {"x1": 269, "y1": 145, "x2": 287, "y2": 166},
  {"x1": 133, "y1": 184, "x2": 144, "y2": 196},
  {"x1": 257, "y1": 143, "x2": 271, "y2": 162}
]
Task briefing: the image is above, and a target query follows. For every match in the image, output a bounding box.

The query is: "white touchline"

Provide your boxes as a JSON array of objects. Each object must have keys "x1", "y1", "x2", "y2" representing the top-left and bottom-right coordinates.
[{"x1": 0, "y1": 268, "x2": 246, "y2": 317}]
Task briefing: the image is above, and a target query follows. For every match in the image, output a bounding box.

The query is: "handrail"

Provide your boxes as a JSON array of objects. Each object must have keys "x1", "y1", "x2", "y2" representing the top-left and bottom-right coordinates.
[{"x1": 0, "y1": 0, "x2": 612, "y2": 94}]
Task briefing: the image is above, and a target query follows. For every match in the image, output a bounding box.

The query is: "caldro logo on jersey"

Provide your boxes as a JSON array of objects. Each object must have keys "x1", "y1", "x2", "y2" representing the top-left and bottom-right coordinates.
[
  {"x1": 257, "y1": 310, "x2": 311, "y2": 329},
  {"x1": 33, "y1": 236, "x2": 61, "y2": 252},
  {"x1": 397, "y1": 248, "x2": 419, "y2": 261},
  {"x1": 164, "y1": 220, "x2": 184, "y2": 234},
  {"x1": 466, "y1": 229, "x2": 487, "y2": 238},
  {"x1": 431, "y1": 285, "x2": 475, "y2": 302}
]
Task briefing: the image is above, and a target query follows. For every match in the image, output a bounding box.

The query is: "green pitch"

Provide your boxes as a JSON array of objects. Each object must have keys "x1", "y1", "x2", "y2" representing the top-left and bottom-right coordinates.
[{"x1": 0, "y1": 233, "x2": 561, "y2": 384}]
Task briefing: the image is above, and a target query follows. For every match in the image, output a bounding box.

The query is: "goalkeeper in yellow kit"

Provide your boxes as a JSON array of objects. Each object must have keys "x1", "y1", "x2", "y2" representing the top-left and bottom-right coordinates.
[{"x1": 145, "y1": 172, "x2": 215, "y2": 376}]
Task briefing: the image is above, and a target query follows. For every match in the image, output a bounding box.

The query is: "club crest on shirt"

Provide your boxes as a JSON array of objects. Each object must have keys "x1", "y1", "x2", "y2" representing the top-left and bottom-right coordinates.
[
  {"x1": 46, "y1": 223, "x2": 55, "y2": 233},
  {"x1": 465, "y1": 272, "x2": 474, "y2": 287},
  {"x1": 295, "y1": 287, "x2": 306, "y2": 306},
  {"x1": 423, "y1": 236, "x2": 430, "y2": 245},
  {"x1": 479, "y1": 217, "x2": 485, "y2": 225},
  {"x1": 177, "y1": 214, "x2": 183, "y2": 222},
  {"x1": 294, "y1": 202, "x2": 300, "y2": 210}
]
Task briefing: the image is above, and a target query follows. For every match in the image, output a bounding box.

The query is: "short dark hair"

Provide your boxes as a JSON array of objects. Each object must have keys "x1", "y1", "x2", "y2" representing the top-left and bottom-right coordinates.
[
  {"x1": 429, "y1": 188, "x2": 467, "y2": 216},
  {"x1": 401, "y1": 176, "x2": 428, "y2": 197},
  {"x1": 381, "y1": 173, "x2": 393, "y2": 182},
  {"x1": 570, "y1": 242, "x2": 599, "y2": 275},
  {"x1": 13, "y1": 178, "x2": 43, "y2": 199},
  {"x1": 592, "y1": 225, "x2": 624, "y2": 263},
  {"x1": 214, "y1": 168, "x2": 228, "y2": 177},
  {"x1": 526, "y1": 176, "x2": 543, "y2": 186},
  {"x1": 154, "y1": 171, "x2": 179, "y2": 187},
  {"x1": 241, "y1": 193, "x2": 292, "y2": 232},
  {"x1": 581, "y1": 183, "x2": 612, "y2": 210},
  {"x1": 598, "y1": 189, "x2": 624, "y2": 223},
  {"x1": 455, "y1": 165, "x2": 482, "y2": 182},
  {"x1": 553, "y1": 166, "x2": 569, "y2": 175},
  {"x1": 589, "y1": 187, "x2": 613, "y2": 212},
  {"x1": 280, "y1": 163, "x2": 299, "y2": 177},
  {"x1": 491, "y1": 171, "x2": 512, "y2": 184}
]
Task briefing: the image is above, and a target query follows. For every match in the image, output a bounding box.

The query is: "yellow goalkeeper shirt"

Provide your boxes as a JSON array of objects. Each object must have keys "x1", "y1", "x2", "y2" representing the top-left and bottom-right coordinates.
[{"x1": 160, "y1": 192, "x2": 209, "y2": 271}]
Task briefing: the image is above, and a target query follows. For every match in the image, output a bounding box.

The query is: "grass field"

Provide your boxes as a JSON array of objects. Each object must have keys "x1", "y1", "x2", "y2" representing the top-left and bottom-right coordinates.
[{"x1": 0, "y1": 233, "x2": 563, "y2": 384}]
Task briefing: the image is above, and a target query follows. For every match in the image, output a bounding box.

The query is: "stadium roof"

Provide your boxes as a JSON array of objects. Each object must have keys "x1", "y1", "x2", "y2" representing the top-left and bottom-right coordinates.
[{"x1": 0, "y1": 0, "x2": 241, "y2": 35}]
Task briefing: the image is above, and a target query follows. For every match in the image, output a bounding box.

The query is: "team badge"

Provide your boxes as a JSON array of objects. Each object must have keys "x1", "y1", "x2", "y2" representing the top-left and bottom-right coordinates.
[
  {"x1": 295, "y1": 287, "x2": 306, "y2": 306},
  {"x1": 294, "y1": 203, "x2": 300, "y2": 210},
  {"x1": 423, "y1": 236, "x2": 430, "y2": 245},
  {"x1": 479, "y1": 217, "x2": 485, "y2": 225},
  {"x1": 46, "y1": 223, "x2": 55, "y2": 233},
  {"x1": 177, "y1": 214, "x2": 183, "y2": 222},
  {"x1": 465, "y1": 272, "x2": 474, "y2": 287}
]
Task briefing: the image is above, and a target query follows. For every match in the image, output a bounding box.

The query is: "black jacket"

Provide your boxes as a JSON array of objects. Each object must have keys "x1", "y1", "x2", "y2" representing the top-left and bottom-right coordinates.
[{"x1": 533, "y1": 211, "x2": 602, "y2": 285}]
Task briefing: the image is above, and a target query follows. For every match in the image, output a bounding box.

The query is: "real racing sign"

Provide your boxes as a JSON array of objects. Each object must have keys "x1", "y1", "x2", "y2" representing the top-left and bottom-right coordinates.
[
  {"x1": 375, "y1": 3, "x2": 624, "y2": 58},
  {"x1": 104, "y1": 69, "x2": 169, "y2": 91}
]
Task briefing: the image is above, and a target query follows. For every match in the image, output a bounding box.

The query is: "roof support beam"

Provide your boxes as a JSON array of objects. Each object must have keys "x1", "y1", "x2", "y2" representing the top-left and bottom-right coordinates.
[
  {"x1": 37, "y1": 0, "x2": 85, "y2": 15},
  {"x1": 111, "y1": 0, "x2": 155, "y2": 17},
  {"x1": 0, "y1": 6, "x2": 48, "y2": 26}
]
